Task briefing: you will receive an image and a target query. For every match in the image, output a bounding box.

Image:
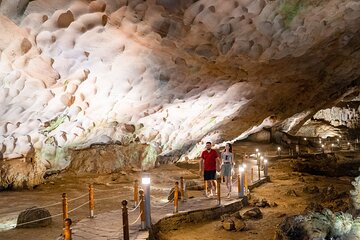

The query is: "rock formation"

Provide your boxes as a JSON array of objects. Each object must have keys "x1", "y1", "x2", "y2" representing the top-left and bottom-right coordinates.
[{"x1": 0, "y1": 0, "x2": 360, "y2": 187}]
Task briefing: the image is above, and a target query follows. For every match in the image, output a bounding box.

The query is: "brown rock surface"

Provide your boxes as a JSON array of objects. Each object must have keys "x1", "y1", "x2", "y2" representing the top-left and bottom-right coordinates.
[{"x1": 57, "y1": 10, "x2": 74, "y2": 28}]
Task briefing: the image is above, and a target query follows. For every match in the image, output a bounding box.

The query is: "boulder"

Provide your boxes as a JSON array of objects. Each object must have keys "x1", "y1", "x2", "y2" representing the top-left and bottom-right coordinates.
[
  {"x1": 243, "y1": 207, "x2": 262, "y2": 220},
  {"x1": 274, "y1": 215, "x2": 307, "y2": 240},
  {"x1": 221, "y1": 216, "x2": 246, "y2": 231},
  {"x1": 232, "y1": 217, "x2": 246, "y2": 231},
  {"x1": 17, "y1": 207, "x2": 52, "y2": 228},
  {"x1": 252, "y1": 198, "x2": 271, "y2": 208},
  {"x1": 222, "y1": 218, "x2": 235, "y2": 231}
]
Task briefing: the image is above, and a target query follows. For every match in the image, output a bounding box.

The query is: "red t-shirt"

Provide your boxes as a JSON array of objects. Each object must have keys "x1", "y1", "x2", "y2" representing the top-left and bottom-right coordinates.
[{"x1": 201, "y1": 149, "x2": 218, "y2": 171}]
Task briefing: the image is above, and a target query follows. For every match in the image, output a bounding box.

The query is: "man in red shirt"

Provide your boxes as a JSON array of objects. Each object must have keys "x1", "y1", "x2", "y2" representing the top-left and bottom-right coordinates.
[{"x1": 199, "y1": 142, "x2": 220, "y2": 197}]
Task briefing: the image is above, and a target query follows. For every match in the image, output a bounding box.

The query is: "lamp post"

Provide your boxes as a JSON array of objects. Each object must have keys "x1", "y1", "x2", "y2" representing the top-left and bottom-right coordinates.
[
  {"x1": 242, "y1": 163, "x2": 248, "y2": 193},
  {"x1": 259, "y1": 156, "x2": 263, "y2": 180},
  {"x1": 142, "y1": 175, "x2": 151, "y2": 229},
  {"x1": 331, "y1": 143, "x2": 334, "y2": 152},
  {"x1": 264, "y1": 159, "x2": 268, "y2": 177},
  {"x1": 277, "y1": 147, "x2": 281, "y2": 156},
  {"x1": 238, "y1": 166, "x2": 245, "y2": 198}
]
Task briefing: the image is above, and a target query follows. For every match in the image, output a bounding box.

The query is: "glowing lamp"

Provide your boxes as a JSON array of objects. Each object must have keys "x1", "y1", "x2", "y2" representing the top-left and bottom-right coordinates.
[
  {"x1": 142, "y1": 176, "x2": 150, "y2": 185},
  {"x1": 242, "y1": 163, "x2": 247, "y2": 169},
  {"x1": 239, "y1": 166, "x2": 245, "y2": 173},
  {"x1": 264, "y1": 159, "x2": 268, "y2": 164},
  {"x1": 277, "y1": 147, "x2": 281, "y2": 151}
]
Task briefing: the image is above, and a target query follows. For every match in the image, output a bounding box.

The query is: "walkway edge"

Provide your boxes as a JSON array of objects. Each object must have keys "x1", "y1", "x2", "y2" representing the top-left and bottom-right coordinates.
[{"x1": 150, "y1": 176, "x2": 270, "y2": 239}]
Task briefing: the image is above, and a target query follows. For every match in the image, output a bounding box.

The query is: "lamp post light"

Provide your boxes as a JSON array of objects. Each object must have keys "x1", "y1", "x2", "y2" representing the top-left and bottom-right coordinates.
[
  {"x1": 277, "y1": 147, "x2": 281, "y2": 156},
  {"x1": 331, "y1": 143, "x2": 334, "y2": 152},
  {"x1": 142, "y1": 175, "x2": 151, "y2": 229},
  {"x1": 264, "y1": 159, "x2": 268, "y2": 177},
  {"x1": 304, "y1": 138, "x2": 307, "y2": 141}
]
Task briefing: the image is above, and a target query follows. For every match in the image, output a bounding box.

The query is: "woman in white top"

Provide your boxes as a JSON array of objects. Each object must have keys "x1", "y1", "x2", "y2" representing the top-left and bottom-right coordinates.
[{"x1": 221, "y1": 143, "x2": 234, "y2": 197}]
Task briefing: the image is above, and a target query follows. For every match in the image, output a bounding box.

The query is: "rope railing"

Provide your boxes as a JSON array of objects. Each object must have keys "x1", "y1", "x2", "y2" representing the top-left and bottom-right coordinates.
[
  {"x1": 127, "y1": 200, "x2": 142, "y2": 213},
  {"x1": 129, "y1": 211, "x2": 142, "y2": 226},
  {"x1": 0, "y1": 192, "x2": 89, "y2": 218},
  {"x1": 68, "y1": 201, "x2": 90, "y2": 214},
  {"x1": 1, "y1": 167, "x2": 271, "y2": 240},
  {"x1": 151, "y1": 200, "x2": 173, "y2": 209},
  {"x1": 67, "y1": 193, "x2": 89, "y2": 203}
]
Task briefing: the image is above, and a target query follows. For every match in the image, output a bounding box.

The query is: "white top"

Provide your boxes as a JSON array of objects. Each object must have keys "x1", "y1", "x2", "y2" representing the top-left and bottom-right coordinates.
[{"x1": 221, "y1": 152, "x2": 232, "y2": 163}]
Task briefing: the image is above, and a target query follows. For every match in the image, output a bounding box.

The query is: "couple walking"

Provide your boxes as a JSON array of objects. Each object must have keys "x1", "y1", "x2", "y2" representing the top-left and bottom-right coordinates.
[{"x1": 199, "y1": 142, "x2": 234, "y2": 198}]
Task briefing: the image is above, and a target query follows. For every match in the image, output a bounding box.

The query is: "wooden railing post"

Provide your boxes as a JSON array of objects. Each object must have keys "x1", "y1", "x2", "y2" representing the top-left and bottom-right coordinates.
[
  {"x1": 216, "y1": 177, "x2": 221, "y2": 205},
  {"x1": 174, "y1": 182, "x2": 179, "y2": 213},
  {"x1": 122, "y1": 200, "x2": 129, "y2": 240},
  {"x1": 62, "y1": 193, "x2": 68, "y2": 227},
  {"x1": 88, "y1": 184, "x2": 94, "y2": 218},
  {"x1": 134, "y1": 180, "x2": 139, "y2": 207},
  {"x1": 63, "y1": 218, "x2": 72, "y2": 240}
]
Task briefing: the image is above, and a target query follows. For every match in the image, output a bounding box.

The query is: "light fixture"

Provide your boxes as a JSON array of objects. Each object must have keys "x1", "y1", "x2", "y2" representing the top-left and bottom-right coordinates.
[{"x1": 142, "y1": 176, "x2": 150, "y2": 185}]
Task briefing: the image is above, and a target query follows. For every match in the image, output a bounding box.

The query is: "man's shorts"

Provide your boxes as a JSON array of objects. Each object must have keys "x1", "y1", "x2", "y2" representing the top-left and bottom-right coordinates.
[{"x1": 204, "y1": 170, "x2": 216, "y2": 180}]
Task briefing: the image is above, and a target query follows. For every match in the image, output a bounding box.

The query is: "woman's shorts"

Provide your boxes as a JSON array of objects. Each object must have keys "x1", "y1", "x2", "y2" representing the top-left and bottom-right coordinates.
[{"x1": 204, "y1": 170, "x2": 216, "y2": 180}]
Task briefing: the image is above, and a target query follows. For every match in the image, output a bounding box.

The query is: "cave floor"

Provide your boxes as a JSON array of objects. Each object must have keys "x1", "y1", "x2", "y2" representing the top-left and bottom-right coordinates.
[
  {"x1": 0, "y1": 142, "x2": 354, "y2": 240},
  {"x1": 158, "y1": 144, "x2": 354, "y2": 240}
]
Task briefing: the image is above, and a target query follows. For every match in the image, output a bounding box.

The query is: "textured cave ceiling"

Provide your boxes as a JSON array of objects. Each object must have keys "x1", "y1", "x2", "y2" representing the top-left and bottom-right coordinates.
[{"x1": 0, "y1": 0, "x2": 359, "y2": 165}]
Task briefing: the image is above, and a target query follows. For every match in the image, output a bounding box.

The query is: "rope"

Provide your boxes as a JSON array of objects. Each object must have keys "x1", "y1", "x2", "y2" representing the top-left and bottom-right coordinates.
[
  {"x1": 94, "y1": 187, "x2": 124, "y2": 192},
  {"x1": 129, "y1": 211, "x2": 142, "y2": 226},
  {"x1": 68, "y1": 201, "x2": 90, "y2": 214},
  {"x1": 128, "y1": 200, "x2": 142, "y2": 213},
  {"x1": 151, "y1": 200, "x2": 173, "y2": 208},
  {"x1": 94, "y1": 195, "x2": 121, "y2": 202},
  {"x1": 68, "y1": 193, "x2": 89, "y2": 203},
  {"x1": 15, "y1": 212, "x2": 63, "y2": 227}
]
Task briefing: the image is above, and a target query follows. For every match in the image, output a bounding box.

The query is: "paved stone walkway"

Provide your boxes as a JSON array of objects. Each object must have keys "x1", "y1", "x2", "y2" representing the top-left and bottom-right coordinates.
[{"x1": 70, "y1": 157, "x2": 268, "y2": 240}]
